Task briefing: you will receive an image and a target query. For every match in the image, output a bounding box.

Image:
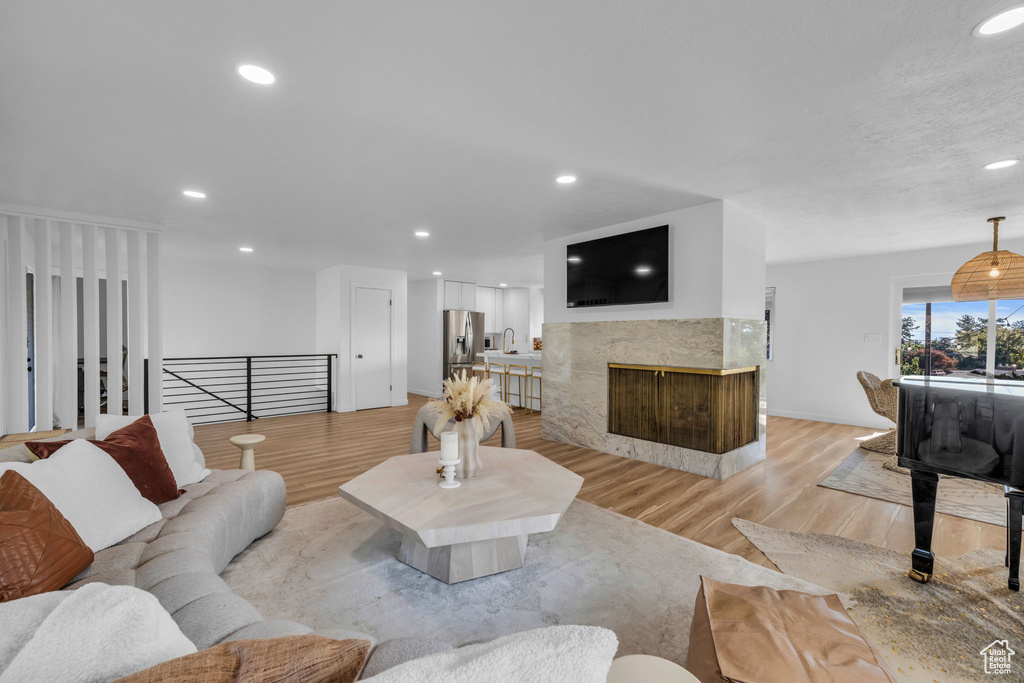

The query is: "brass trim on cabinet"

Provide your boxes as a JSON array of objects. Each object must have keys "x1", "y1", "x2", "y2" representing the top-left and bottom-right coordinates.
[{"x1": 607, "y1": 363, "x2": 758, "y2": 376}]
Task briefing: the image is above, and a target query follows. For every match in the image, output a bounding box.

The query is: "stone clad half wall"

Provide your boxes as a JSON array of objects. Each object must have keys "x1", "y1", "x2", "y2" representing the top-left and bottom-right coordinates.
[{"x1": 542, "y1": 318, "x2": 767, "y2": 479}]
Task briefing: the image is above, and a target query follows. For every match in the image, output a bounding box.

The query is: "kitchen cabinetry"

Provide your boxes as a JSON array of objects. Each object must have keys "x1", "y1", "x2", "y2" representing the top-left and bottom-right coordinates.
[
  {"x1": 502, "y1": 288, "x2": 530, "y2": 350},
  {"x1": 475, "y1": 286, "x2": 505, "y2": 332},
  {"x1": 461, "y1": 282, "x2": 476, "y2": 310},
  {"x1": 444, "y1": 280, "x2": 477, "y2": 310}
]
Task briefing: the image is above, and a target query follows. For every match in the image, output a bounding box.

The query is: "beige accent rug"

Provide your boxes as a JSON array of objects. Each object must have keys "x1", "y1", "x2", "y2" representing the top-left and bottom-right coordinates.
[
  {"x1": 819, "y1": 448, "x2": 1006, "y2": 527},
  {"x1": 734, "y1": 518, "x2": 1024, "y2": 683},
  {"x1": 222, "y1": 497, "x2": 830, "y2": 664}
]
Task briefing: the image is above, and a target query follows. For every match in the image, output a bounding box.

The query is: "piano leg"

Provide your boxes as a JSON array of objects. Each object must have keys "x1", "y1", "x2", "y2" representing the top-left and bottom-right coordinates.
[
  {"x1": 1007, "y1": 490, "x2": 1022, "y2": 592},
  {"x1": 909, "y1": 470, "x2": 939, "y2": 584}
]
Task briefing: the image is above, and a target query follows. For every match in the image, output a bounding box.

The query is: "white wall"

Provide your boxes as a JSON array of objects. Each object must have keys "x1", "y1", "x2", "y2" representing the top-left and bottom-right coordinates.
[
  {"x1": 161, "y1": 255, "x2": 317, "y2": 357},
  {"x1": 722, "y1": 202, "x2": 768, "y2": 320},
  {"x1": 316, "y1": 264, "x2": 408, "y2": 412},
  {"x1": 766, "y1": 236, "x2": 1024, "y2": 428},
  {"x1": 408, "y1": 278, "x2": 444, "y2": 398},
  {"x1": 543, "y1": 200, "x2": 766, "y2": 323}
]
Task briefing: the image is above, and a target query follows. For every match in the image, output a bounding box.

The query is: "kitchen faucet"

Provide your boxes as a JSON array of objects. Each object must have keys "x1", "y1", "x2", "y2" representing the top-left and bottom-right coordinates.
[{"x1": 502, "y1": 327, "x2": 515, "y2": 354}]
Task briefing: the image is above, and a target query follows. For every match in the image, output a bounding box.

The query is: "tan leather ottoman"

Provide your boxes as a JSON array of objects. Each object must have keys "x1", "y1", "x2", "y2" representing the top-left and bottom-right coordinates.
[{"x1": 687, "y1": 576, "x2": 896, "y2": 683}]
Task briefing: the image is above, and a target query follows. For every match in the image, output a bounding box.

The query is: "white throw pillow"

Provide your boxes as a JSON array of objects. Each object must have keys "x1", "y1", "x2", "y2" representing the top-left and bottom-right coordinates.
[
  {"x1": 362, "y1": 625, "x2": 619, "y2": 683},
  {"x1": 0, "y1": 439, "x2": 162, "y2": 551},
  {"x1": 96, "y1": 409, "x2": 210, "y2": 487},
  {"x1": 0, "y1": 582, "x2": 196, "y2": 683}
]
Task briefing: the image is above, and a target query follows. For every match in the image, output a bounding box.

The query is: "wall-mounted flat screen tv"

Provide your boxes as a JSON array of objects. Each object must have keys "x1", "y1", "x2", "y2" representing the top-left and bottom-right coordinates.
[{"x1": 566, "y1": 225, "x2": 669, "y2": 308}]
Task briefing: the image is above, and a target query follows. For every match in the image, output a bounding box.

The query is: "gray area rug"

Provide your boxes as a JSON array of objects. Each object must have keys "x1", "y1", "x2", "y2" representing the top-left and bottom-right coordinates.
[
  {"x1": 819, "y1": 448, "x2": 1006, "y2": 526},
  {"x1": 734, "y1": 518, "x2": 1024, "y2": 683},
  {"x1": 222, "y1": 497, "x2": 830, "y2": 664}
]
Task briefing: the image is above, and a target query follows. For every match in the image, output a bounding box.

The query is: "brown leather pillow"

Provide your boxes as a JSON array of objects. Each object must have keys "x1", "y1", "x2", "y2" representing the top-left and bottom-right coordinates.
[
  {"x1": 114, "y1": 635, "x2": 371, "y2": 683},
  {"x1": 0, "y1": 470, "x2": 94, "y2": 602},
  {"x1": 26, "y1": 415, "x2": 181, "y2": 504},
  {"x1": 687, "y1": 575, "x2": 897, "y2": 682}
]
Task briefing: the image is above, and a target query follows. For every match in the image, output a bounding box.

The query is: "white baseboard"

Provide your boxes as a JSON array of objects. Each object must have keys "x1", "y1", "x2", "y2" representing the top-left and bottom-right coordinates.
[
  {"x1": 767, "y1": 408, "x2": 890, "y2": 431},
  {"x1": 408, "y1": 388, "x2": 442, "y2": 399},
  {"x1": 335, "y1": 398, "x2": 409, "y2": 412}
]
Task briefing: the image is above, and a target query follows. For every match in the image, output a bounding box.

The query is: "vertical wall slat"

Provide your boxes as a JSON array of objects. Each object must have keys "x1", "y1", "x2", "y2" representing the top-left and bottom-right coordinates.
[
  {"x1": 33, "y1": 219, "x2": 54, "y2": 430},
  {"x1": 0, "y1": 219, "x2": 6, "y2": 435},
  {"x1": 58, "y1": 222, "x2": 78, "y2": 428},
  {"x1": 104, "y1": 227, "x2": 123, "y2": 415},
  {"x1": 81, "y1": 224, "x2": 101, "y2": 425},
  {"x1": 146, "y1": 232, "x2": 163, "y2": 413},
  {"x1": 126, "y1": 230, "x2": 144, "y2": 413},
  {"x1": 5, "y1": 217, "x2": 28, "y2": 432}
]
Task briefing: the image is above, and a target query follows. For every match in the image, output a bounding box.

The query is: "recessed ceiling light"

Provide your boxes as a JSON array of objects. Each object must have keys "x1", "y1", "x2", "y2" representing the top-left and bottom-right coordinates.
[
  {"x1": 556, "y1": 175, "x2": 577, "y2": 184},
  {"x1": 238, "y1": 64, "x2": 275, "y2": 85},
  {"x1": 239, "y1": 246, "x2": 254, "y2": 253},
  {"x1": 567, "y1": 255, "x2": 582, "y2": 263},
  {"x1": 415, "y1": 231, "x2": 430, "y2": 237},
  {"x1": 975, "y1": 6, "x2": 1024, "y2": 35},
  {"x1": 182, "y1": 190, "x2": 206, "y2": 199},
  {"x1": 432, "y1": 271, "x2": 442, "y2": 276},
  {"x1": 499, "y1": 283, "x2": 508, "y2": 287},
  {"x1": 984, "y1": 159, "x2": 1020, "y2": 170},
  {"x1": 635, "y1": 266, "x2": 652, "y2": 274}
]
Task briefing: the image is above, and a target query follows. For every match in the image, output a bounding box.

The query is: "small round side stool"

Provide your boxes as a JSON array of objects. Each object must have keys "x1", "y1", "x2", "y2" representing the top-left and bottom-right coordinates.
[
  {"x1": 229, "y1": 434, "x2": 266, "y2": 472},
  {"x1": 606, "y1": 655, "x2": 699, "y2": 683}
]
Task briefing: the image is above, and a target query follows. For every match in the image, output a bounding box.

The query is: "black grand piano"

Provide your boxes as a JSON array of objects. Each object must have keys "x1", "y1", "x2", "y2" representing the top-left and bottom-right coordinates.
[{"x1": 894, "y1": 375, "x2": 1023, "y2": 591}]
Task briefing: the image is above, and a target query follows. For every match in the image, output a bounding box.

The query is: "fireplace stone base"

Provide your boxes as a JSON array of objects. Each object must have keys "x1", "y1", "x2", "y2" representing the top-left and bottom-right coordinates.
[{"x1": 541, "y1": 318, "x2": 766, "y2": 479}]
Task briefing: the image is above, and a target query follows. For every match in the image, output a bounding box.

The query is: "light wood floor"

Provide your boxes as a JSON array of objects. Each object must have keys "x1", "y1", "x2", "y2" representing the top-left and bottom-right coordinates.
[{"x1": 194, "y1": 395, "x2": 1006, "y2": 569}]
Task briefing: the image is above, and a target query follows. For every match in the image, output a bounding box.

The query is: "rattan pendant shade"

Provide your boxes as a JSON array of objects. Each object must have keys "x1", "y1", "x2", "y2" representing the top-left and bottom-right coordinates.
[{"x1": 951, "y1": 217, "x2": 1024, "y2": 301}]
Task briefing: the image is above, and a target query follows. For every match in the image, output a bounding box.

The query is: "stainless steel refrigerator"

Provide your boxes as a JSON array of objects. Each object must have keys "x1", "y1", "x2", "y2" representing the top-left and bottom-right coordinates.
[{"x1": 443, "y1": 310, "x2": 484, "y2": 381}]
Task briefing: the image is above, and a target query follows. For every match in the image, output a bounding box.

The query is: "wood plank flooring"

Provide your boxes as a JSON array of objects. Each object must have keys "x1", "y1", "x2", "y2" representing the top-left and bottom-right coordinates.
[{"x1": 193, "y1": 395, "x2": 1006, "y2": 569}]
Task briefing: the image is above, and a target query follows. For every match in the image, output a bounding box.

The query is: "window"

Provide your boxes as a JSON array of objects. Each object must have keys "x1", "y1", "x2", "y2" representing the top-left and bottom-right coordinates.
[
  {"x1": 765, "y1": 287, "x2": 775, "y2": 361},
  {"x1": 901, "y1": 285, "x2": 1024, "y2": 379}
]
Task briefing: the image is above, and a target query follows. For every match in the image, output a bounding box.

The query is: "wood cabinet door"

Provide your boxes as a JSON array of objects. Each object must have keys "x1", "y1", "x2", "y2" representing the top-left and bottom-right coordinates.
[
  {"x1": 608, "y1": 366, "x2": 758, "y2": 454},
  {"x1": 607, "y1": 367, "x2": 664, "y2": 442}
]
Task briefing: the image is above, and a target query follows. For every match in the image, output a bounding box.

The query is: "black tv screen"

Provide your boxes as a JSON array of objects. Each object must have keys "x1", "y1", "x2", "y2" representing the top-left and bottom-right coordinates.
[{"x1": 566, "y1": 225, "x2": 669, "y2": 308}]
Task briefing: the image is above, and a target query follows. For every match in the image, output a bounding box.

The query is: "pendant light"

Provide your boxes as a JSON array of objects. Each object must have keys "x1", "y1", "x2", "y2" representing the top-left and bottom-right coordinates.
[{"x1": 951, "y1": 217, "x2": 1024, "y2": 300}]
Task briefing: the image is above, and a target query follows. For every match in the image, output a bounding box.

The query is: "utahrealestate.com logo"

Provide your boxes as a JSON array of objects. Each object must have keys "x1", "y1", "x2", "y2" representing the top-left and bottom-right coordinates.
[{"x1": 980, "y1": 640, "x2": 1015, "y2": 675}]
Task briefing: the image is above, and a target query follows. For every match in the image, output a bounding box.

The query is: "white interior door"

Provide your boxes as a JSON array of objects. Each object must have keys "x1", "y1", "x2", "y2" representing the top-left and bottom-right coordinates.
[{"x1": 354, "y1": 287, "x2": 392, "y2": 410}]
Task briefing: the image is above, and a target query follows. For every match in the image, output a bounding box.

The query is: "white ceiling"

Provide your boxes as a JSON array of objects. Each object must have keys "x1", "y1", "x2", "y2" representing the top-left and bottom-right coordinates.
[{"x1": 2, "y1": 1, "x2": 1023, "y2": 287}]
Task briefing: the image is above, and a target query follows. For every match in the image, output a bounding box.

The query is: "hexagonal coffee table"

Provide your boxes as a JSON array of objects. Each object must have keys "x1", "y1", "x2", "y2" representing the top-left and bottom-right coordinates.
[{"x1": 338, "y1": 446, "x2": 583, "y2": 584}]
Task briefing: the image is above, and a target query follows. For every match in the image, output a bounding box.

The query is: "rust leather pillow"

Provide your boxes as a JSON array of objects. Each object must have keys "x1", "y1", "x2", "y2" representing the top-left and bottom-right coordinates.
[
  {"x1": 0, "y1": 470, "x2": 94, "y2": 602},
  {"x1": 26, "y1": 415, "x2": 181, "y2": 505},
  {"x1": 114, "y1": 635, "x2": 372, "y2": 683}
]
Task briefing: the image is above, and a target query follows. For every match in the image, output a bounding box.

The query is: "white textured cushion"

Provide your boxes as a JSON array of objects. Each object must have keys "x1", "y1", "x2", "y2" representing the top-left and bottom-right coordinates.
[
  {"x1": 0, "y1": 582, "x2": 196, "y2": 682},
  {"x1": 362, "y1": 626, "x2": 619, "y2": 683},
  {"x1": 0, "y1": 439, "x2": 163, "y2": 551},
  {"x1": 96, "y1": 409, "x2": 210, "y2": 487}
]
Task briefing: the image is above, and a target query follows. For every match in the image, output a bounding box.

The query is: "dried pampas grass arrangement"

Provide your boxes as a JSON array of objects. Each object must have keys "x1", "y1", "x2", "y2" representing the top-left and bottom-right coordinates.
[{"x1": 428, "y1": 370, "x2": 511, "y2": 441}]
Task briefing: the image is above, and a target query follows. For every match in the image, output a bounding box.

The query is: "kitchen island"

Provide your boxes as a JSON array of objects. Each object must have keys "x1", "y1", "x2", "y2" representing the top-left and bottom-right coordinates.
[{"x1": 482, "y1": 350, "x2": 542, "y2": 408}]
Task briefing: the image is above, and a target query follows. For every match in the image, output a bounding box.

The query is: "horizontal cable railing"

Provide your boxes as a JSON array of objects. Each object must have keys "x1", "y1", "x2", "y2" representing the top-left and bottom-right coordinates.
[{"x1": 145, "y1": 354, "x2": 336, "y2": 425}]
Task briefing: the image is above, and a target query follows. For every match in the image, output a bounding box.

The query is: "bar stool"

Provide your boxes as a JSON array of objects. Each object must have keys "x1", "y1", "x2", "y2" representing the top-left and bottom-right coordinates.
[
  {"x1": 506, "y1": 364, "x2": 528, "y2": 409},
  {"x1": 527, "y1": 366, "x2": 542, "y2": 414},
  {"x1": 486, "y1": 362, "x2": 507, "y2": 402},
  {"x1": 471, "y1": 357, "x2": 488, "y2": 380}
]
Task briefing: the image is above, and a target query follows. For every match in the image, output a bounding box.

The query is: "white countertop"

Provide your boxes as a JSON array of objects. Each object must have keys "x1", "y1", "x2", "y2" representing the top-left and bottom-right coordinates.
[{"x1": 484, "y1": 351, "x2": 542, "y2": 361}]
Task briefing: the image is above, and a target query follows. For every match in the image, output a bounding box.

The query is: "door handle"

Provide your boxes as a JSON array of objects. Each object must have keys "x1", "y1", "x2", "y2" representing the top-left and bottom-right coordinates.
[{"x1": 356, "y1": 354, "x2": 363, "y2": 359}]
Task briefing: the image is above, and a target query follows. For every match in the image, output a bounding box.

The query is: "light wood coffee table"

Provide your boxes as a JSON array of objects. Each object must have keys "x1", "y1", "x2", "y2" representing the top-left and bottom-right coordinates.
[{"x1": 338, "y1": 446, "x2": 583, "y2": 584}]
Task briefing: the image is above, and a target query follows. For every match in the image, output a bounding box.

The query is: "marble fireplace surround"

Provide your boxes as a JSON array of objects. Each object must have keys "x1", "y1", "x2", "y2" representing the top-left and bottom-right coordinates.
[{"x1": 541, "y1": 318, "x2": 767, "y2": 479}]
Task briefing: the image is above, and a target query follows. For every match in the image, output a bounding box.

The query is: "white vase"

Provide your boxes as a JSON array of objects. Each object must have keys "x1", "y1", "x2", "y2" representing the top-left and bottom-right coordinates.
[{"x1": 454, "y1": 418, "x2": 482, "y2": 479}]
